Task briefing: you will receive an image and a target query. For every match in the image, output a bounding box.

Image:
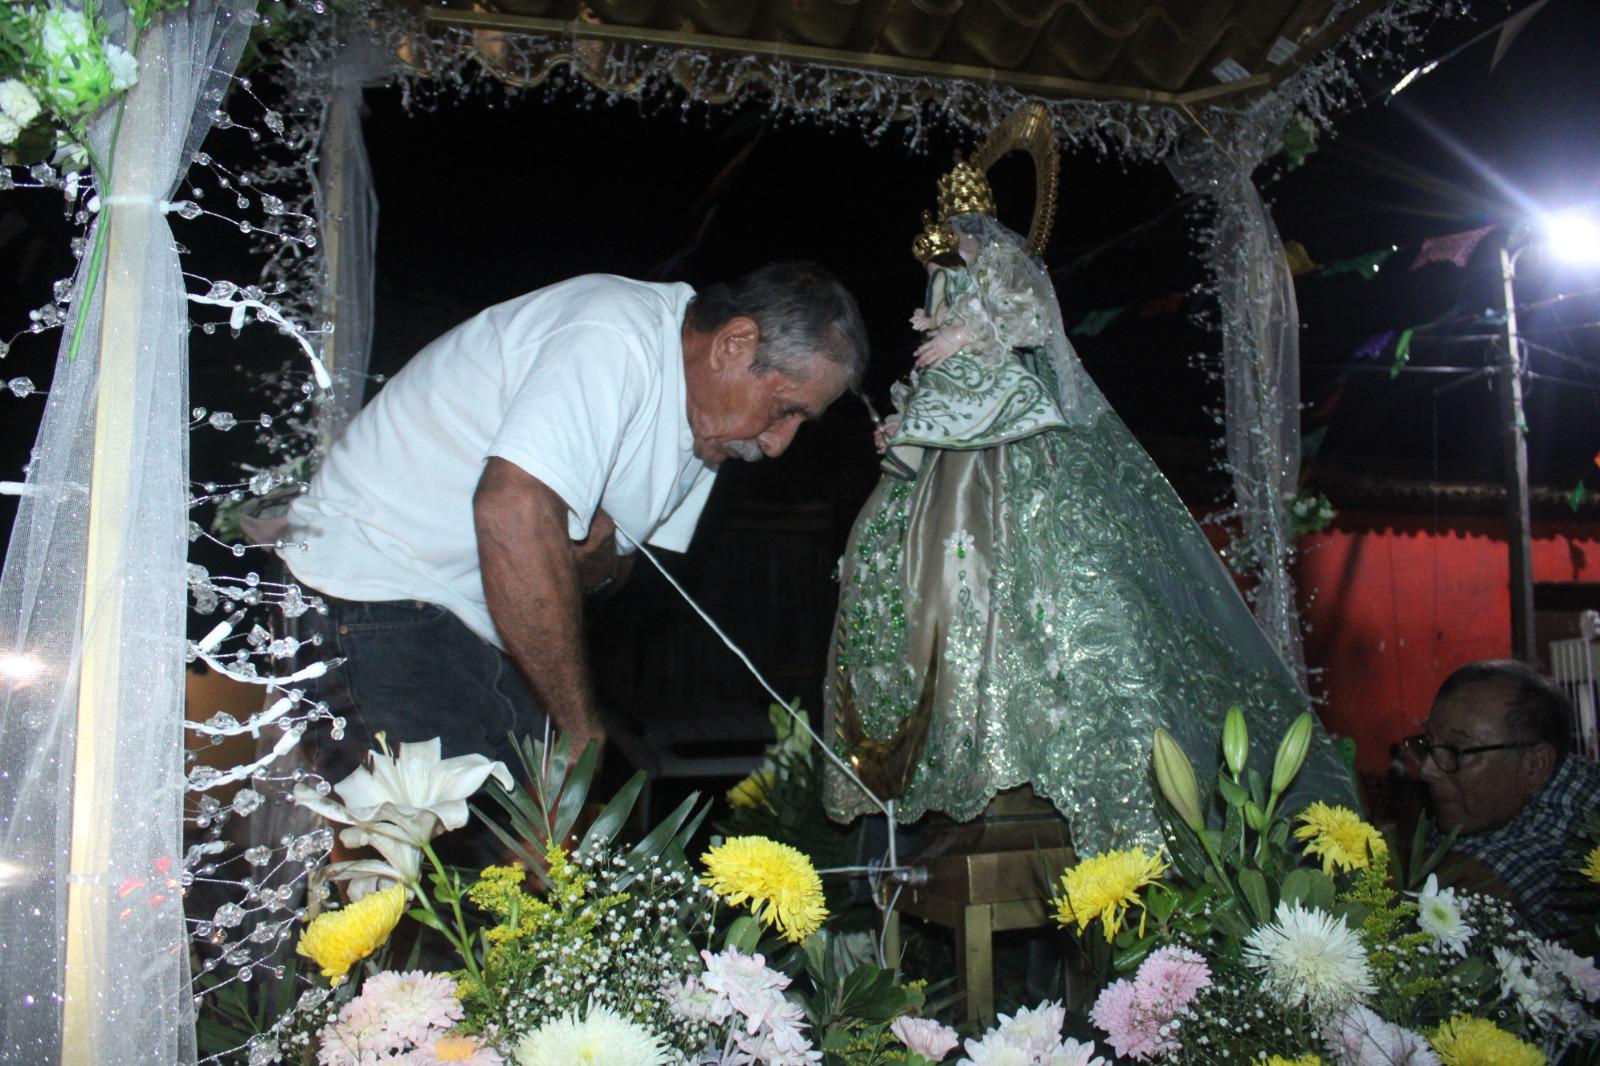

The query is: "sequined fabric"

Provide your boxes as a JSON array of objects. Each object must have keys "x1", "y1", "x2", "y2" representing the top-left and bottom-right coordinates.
[{"x1": 825, "y1": 267, "x2": 1354, "y2": 854}]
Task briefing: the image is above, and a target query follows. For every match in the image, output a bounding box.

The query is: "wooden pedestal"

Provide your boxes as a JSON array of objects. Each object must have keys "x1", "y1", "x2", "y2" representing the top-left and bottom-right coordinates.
[{"x1": 891, "y1": 789, "x2": 1076, "y2": 1023}]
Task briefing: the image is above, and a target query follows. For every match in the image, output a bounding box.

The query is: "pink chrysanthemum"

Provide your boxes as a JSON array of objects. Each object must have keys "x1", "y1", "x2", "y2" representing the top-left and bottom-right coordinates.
[
  {"x1": 1088, "y1": 979, "x2": 1170, "y2": 1062},
  {"x1": 317, "y1": 996, "x2": 403, "y2": 1066},
  {"x1": 356, "y1": 970, "x2": 463, "y2": 1045},
  {"x1": 1133, "y1": 946, "x2": 1211, "y2": 1014}
]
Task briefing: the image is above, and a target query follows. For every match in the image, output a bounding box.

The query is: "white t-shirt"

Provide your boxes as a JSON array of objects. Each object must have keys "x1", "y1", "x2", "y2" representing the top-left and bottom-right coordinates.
[{"x1": 281, "y1": 275, "x2": 718, "y2": 649}]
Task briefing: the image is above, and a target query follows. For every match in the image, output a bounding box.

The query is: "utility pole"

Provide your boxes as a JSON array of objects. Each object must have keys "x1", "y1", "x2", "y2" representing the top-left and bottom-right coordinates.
[{"x1": 1497, "y1": 241, "x2": 1538, "y2": 665}]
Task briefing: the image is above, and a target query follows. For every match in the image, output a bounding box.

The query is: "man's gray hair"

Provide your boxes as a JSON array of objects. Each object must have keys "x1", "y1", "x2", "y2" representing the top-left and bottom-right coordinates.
[
  {"x1": 686, "y1": 262, "x2": 868, "y2": 389},
  {"x1": 1437, "y1": 659, "x2": 1575, "y2": 761}
]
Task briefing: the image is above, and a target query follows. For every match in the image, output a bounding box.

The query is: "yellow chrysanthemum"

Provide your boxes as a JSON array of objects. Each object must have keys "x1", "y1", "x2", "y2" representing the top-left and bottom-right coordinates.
[
  {"x1": 1581, "y1": 845, "x2": 1600, "y2": 887},
  {"x1": 1294, "y1": 802, "x2": 1387, "y2": 875},
  {"x1": 1050, "y1": 848, "x2": 1167, "y2": 942},
  {"x1": 1266, "y1": 1056, "x2": 1322, "y2": 1066},
  {"x1": 727, "y1": 768, "x2": 775, "y2": 810},
  {"x1": 1430, "y1": 1015, "x2": 1546, "y2": 1066},
  {"x1": 701, "y1": 836, "x2": 827, "y2": 943},
  {"x1": 295, "y1": 884, "x2": 406, "y2": 981}
]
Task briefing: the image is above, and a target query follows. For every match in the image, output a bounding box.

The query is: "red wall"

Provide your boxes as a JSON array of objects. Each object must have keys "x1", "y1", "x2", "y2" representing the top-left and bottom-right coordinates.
[{"x1": 1296, "y1": 512, "x2": 1600, "y2": 774}]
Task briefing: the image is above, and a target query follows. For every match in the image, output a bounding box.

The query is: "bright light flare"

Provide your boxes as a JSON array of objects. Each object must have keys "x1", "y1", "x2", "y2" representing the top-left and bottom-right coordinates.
[
  {"x1": 0, "y1": 652, "x2": 43, "y2": 683},
  {"x1": 1541, "y1": 206, "x2": 1600, "y2": 265}
]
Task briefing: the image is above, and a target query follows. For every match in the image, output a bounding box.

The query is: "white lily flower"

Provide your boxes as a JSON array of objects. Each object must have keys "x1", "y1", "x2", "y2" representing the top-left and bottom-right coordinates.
[
  {"x1": 293, "y1": 737, "x2": 514, "y2": 874},
  {"x1": 324, "y1": 849, "x2": 422, "y2": 901}
]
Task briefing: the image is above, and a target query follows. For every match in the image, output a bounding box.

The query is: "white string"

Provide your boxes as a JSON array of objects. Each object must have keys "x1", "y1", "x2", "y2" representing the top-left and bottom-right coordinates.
[
  {"x1": 619, "y1": 528, "x2": 892, "y2": 822},
  {"x1": 620, "y1": 526, "x2": 921, "y2": 969}
]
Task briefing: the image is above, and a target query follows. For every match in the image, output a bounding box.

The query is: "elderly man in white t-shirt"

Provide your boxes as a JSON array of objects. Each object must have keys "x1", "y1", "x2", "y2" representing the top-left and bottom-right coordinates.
[{"x1": 280, "y1": 262, "x2": 866, "y2": 783}]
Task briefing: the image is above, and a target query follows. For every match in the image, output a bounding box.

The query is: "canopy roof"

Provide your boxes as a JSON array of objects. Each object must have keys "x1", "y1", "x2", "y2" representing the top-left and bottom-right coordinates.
[{"x1": 425, "y1": 0, "x2": 1390, "y2": 111}]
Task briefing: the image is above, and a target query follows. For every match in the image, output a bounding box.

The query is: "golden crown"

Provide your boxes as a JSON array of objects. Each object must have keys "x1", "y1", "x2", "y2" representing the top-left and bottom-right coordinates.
[
  {"x1": 911, "y1": 211, "x2": 960, "y2": 265},
  {"x1": 909, "y1": 106, "x2": 1060, "y2": 265},
  {"x1": 935, "y1": 160, "x2": 996, "y2": 221}
]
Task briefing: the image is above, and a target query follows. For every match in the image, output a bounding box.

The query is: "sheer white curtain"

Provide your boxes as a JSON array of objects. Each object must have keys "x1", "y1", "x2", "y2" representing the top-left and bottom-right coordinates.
[
  {"x1": 1171, "y1": 119, "x2": 1307, "y2": 685},
  {"x1": 0, "y1": 2, "x2": 255, "y2": 1062},
  {"x1": 314, "y1": 28, "x2": 391, "y2": 450}
]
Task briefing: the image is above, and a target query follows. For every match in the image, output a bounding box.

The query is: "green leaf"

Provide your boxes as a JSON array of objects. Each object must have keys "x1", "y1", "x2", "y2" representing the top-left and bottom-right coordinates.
[
  {"x1": 1112, "y1": 936, "x2": 1157, "y2": 974},
  {"x1": 1210, "y1": 903, "x2": 1252, "y2": 939},
  {"x1": 1237, "y1": 868, "x2": 1272, "y2": 923},
  {"x1": 725, "y1": 915, "x2": 763, "y2": 954},
  {"x1": 1247, "y1": 769, "x2": 1267, "y2": 808},
  {"x1": 407, "y1": 906, "x2": 445, "y2": 933},
  {"x1": 1328, "y1": 900, "x2": 1360, "y2": 924},
  {"x1": 619, "y1": 792, "x2": 708, "y2": 889},
  {"x1": 837, "y1": 965, "x2": 908, "y2": 1022},
  {"x1": 1304, "y1": 871, "x2": 1337, "y2": 911},
  {"x1": 1216, "y1": 773, "x2": 1249, "y2": 808},
  {"x1": 579, "y1": 770, "x2": 646, "y2": 848},
  {"x1": 471, "y1": 804, "x2": 545, "y2": 877},
  {"x1": 1280, "y1": 869, "x2": 1313, "y2": 906},
  {"x1": 552, "y1": 741, "x2": 600, "y2": 843},
  {"x1": 821, "y1": 1028, "x2": 854, "y2": 1052},
  {"x1": 803, "y1": 930, "x2": 830, "y2": 984},
  {"x1": 1146, "y1": 886, "x2": 1178, "y2": 924}
]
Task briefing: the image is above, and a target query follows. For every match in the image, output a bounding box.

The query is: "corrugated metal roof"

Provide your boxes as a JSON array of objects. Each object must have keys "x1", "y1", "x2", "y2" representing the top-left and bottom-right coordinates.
[{"x1": 424, "y1": 0, "x2": 1389, "y2": 109}]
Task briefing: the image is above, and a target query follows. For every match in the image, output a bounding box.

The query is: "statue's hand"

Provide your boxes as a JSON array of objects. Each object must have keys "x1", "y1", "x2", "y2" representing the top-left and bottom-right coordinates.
[
  {"x1": 873, "y1": 415, "x2": 901, "y2": 455},
  {"x1": 914, "y1": 324, "x2": 970, "y2": 369}
]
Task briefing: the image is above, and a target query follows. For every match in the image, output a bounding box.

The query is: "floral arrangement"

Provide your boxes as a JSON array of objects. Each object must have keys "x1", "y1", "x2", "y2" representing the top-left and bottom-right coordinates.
[
  {"x1": 220, "y1": 731, "x2": 982, "y2": 1066},
  {"x1": 0, "y1": 0, "x2": 160, "y2": 169},
  {"x1": 1052, "y1": 708, "x2": 1600, "y2": 1065}
]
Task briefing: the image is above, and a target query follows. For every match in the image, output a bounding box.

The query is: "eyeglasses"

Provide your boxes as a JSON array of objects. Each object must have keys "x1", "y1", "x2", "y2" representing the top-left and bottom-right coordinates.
[{"x1": 1399, "y1": 734, "x2": 1539, "y2": 773}]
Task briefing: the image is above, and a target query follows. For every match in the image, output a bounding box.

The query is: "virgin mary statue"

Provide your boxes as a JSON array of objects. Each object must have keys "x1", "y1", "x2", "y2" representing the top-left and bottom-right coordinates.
[{"x1": 823, "y1": 109, "x2": 1352, "y2": 853}]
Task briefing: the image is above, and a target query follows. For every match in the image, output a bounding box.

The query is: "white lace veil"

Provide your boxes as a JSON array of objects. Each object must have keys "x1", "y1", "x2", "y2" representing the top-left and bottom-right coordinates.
[{"x1": 947, "y1": 212, "x2": 1107, "y2": 429}]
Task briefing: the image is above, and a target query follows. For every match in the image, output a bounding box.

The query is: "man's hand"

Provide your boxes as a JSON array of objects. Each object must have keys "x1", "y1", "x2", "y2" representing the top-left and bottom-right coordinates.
[{"x1": 474, "y1": 457, "x2": 607, "y2": 750}]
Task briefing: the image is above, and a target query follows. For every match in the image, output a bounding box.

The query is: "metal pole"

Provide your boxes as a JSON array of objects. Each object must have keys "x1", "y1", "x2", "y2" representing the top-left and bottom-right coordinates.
[{"x1": 1497, "y1": 242, "x2": 1538, "y2": 665}]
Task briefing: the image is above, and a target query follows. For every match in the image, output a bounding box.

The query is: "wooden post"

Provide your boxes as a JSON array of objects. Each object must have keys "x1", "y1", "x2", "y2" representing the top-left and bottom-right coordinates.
[{"x1": 60, "y1": 53, "x2": 165, "y2": 1066}]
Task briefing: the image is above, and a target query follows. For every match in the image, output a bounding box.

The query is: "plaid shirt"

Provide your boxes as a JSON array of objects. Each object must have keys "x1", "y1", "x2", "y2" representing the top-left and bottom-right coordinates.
[{"x1": 1451, "y1": 755, "x2": 1600, "y2": 938}]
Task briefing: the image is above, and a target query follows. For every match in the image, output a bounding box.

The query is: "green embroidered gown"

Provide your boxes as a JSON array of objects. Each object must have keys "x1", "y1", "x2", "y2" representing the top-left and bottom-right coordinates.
[{"x1": 823, "y1": 216, "x2": 1353, "y2": 852}]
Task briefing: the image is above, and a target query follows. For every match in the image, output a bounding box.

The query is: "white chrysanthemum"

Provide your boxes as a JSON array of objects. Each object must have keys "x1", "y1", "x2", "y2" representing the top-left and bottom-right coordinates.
[
  {"x1": 0, "y1": 112, "x2": 19, "y2": 145},
  {"x1": 1415, "y1": 874, "x2": 1471, "y2": 956},
  {"x1": 1243, "y1": 901, "x2": 1375, "y2": 1014},
  {"x1": 956, "y1": 1032, "x2": 1030, "y2": 1066},
  {"x1": 1532, "y1": 939, "x2": 1600, "y2": 1002},
  {"x1": 39, "y1": 9, "x2": 93, "y2": 62},
  {"x1": 1496, "y1": 947, "x2": 1557, "y2": 1015},
  {"x1": 0, "y1": 80, "x2": 42, "y2": 126},
  {"x1": 514, "y1": 1003, "x2": 671, "y2": 1066},
  {"x1": 995, "y1": 1000, "x2": 1067, "y2": 1057},
  {"x1": 104, "y1": 45, "x2": 138, "y2": 91}
]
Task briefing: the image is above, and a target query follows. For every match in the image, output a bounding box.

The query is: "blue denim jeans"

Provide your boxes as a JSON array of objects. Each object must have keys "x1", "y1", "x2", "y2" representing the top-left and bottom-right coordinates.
[{"x1": 296, "y1": 592, "x2": 547, "y2": 787}]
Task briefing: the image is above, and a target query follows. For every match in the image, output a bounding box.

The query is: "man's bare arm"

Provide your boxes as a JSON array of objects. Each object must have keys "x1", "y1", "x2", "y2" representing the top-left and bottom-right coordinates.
[{"x1": 473, "y1": 457, "x2": 605, "y2": 751}]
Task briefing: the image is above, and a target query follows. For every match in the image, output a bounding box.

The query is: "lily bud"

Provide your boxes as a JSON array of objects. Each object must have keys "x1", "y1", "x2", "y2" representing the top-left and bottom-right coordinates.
[
  {"x1": 1270, "y1": 713, "x2": 1315, "y2": 797},
  {"x1": 1222, "y1": 706, "x2": 1248, "y2": 779},
  {"x1": 1153, "y1": 728, "x2": 1205, "y2": 833}
]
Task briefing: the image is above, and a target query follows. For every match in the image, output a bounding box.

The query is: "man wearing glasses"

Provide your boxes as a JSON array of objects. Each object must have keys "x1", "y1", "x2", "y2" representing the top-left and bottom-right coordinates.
[{"x1": 1402, "y1": 659, "x2": 1600, "y2": 938}]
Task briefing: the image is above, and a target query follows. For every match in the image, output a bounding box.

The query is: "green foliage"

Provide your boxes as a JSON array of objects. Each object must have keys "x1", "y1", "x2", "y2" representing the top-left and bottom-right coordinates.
[
  {"x1": 797, "y1": 929, "x2": 929, "y2": 1066},
  {"x1": 474, "y1": 730, "x2": 709, "y2": 895}
]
